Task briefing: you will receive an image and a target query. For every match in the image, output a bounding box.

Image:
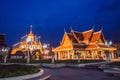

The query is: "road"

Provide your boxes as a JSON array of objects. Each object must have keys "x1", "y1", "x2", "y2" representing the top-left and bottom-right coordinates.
[{"x1": 43, "y1": 68, "x2": 120, "y2": 80}]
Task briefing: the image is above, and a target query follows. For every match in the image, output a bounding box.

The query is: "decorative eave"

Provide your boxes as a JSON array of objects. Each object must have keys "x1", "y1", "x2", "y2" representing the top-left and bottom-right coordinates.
[{"x1": 53, "y1": 44, "x2": 73, "y2": 52}]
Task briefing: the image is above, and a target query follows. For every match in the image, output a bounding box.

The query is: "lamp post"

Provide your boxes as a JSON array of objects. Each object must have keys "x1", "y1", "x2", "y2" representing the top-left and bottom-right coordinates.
[
  {"x1": 105, "y1": 40, "x2": 112, "y2": 63},
  {"x1": 2, "y1": 47, "x2": 9, "y2": 63},
  {"x1": 26, "y1": 38, "x2": 31, "y2": 63},
  {"x1": 75, "y1": 50, "x2": 82, "y2": 63},
  {"x1": 51, "y1": 52, "x2": 55, "y2": 64},
  {"x1": 42, "y1": 43, "x2": 47, "y2": 59}
]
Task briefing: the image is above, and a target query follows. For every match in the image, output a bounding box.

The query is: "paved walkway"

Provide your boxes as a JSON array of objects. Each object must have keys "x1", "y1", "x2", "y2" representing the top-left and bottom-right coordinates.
[{"x1": 44, "y1": 68, "x2": 120, "y2": 80}]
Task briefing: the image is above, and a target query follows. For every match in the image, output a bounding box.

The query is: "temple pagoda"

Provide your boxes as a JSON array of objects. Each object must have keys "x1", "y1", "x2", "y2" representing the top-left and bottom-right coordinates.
[
  {"x1": 11, "y1": 25, "x2": 42, "y2": 60},
  {"x1": 53, "y1": 28, "x2": 116, "y2": 60}
]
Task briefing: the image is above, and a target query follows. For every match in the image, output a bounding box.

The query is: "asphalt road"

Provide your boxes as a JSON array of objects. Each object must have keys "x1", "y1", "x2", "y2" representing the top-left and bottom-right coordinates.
[{"x1": 44, "y1": 68, "x2": 120, "y2": 80}]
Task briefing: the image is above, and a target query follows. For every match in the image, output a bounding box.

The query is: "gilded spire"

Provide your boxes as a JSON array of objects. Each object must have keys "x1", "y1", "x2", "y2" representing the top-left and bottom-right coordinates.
[
  {"x1": 64, "y1": 28, "x2": 66, "y2": 33},
  {"x1": 28, "y1": 25, "x2": 34, "y2": 36},
  {"x1": 100, "y1": 27, "x2": 103, "y2": 31}
]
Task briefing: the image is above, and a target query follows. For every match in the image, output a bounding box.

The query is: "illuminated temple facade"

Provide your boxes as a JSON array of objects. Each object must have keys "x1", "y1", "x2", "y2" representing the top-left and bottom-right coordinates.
[
  {"x1": 53, "y1": 28, "x2": 116, "y2": 60},
  {"x1": 11, "y1": 26, "x2": 43, "y2": 60}
]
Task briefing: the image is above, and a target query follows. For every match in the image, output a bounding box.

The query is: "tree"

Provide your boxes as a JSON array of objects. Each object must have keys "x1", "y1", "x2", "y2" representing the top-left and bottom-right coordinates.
[{"x1": 75, "y1": 50, "x2": 82, "y2": 63}]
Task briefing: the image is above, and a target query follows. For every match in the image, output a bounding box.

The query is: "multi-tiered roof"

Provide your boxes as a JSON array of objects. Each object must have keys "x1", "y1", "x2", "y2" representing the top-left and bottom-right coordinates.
[{"x1": 54, "y1": 28, "x2": 116, "y2": 51}]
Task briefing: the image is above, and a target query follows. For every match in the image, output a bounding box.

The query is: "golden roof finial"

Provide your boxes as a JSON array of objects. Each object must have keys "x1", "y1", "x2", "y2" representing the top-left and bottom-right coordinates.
[
  {"x1": 92, "y1": 24, "x2": 95, "y2": 30},
  {"x1": 101, "y1": 27, "x2": 103, "y2": 31},
  {"x1": 28, "y1": 25, "x2": 34, "y2": 36},
  {"x1": 64, "y1": 28, "x2": 66, "y2": 33}
]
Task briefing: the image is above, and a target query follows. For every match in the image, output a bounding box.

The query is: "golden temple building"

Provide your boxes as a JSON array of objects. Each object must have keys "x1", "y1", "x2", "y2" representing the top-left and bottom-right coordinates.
[
  {"x1": 53, "y1": 28, "x2": 116, "y2": 60},
  {"x1": 11, "y1": 25, "x2": 43, "y2": 60}
]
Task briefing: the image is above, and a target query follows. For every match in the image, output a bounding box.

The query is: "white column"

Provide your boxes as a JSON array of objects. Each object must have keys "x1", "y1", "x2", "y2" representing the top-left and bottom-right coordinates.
[
  {"x1": 83, "y1": 51, "x2": 85, "y2": 59},
  {"x1": 91, "y1": 51, "x2": 94, "y2": 59},
  {"x1": 111, "y1": 51, "x2": 114, "y2": 59},
  {"x1": 58, "y1": 52, "x2": 60, "y2": 60}
]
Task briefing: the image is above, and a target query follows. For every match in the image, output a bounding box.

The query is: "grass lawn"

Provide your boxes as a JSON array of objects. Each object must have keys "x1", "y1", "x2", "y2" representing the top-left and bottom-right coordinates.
[{"x1": 0, "y1": 64, "x2": 40, "y2": 78}]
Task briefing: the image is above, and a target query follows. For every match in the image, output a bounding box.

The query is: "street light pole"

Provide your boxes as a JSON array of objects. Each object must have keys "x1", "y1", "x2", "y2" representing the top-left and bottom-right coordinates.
[
  {"x1": 27, "y1": 46, "x2": 30, "y2": 64},
  {"x1": 105, "y1": 40, "x2": 112, "y2": 63},
  {"x1": 43, "y1": 43, "x2": 47, "y2": 60},
  {"x1": 2, "y1": 47, "x2": 9, "y2": 63},
  {"x1": 26, "y1": 38, "x2": 31, "y2": 64}
]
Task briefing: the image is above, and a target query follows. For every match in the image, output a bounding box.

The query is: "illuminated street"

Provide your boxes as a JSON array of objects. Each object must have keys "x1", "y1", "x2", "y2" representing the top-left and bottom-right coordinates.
[{"x1": 44, "y1": 68, "x2": 120, "y2": 80}]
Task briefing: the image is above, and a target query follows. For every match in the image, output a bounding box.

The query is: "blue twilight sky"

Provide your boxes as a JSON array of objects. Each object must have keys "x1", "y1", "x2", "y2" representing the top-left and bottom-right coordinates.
[{"x1": 0, "y1": 0, "x2": 120, "y2": 47}]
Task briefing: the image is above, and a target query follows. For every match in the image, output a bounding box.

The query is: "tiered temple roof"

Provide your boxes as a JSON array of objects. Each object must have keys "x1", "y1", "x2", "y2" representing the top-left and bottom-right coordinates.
[
  {"x1": 53, "y1": 28, "x2": 116, "y2": 51},
  {"x1": 11, "y1": 26, "x2": 42, "y2": 54}
]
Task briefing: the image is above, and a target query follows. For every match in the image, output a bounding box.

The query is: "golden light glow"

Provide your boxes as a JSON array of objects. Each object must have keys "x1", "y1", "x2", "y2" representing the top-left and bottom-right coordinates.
[
  {"x1": 53, "y1": 28, "x2": 116, "y2": 60},
  {"x1": 11, "y1": 26, "x2": 43, "y2": 56}
]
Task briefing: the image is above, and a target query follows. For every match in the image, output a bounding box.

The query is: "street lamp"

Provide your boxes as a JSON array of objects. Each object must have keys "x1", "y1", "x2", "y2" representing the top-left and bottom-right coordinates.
[
  {"x1": 75, "y1": 50, "x2": 82, "y2": 63},
  {"x1": 51, "y1": 52, "x2": 55, "y2": 64},
  {"x1": 42, "y1": 43, "x2": 48, "y2": 59},
  {"x1": 105, "y1": 40, "x2": 112, "y2": 47},
  {"x1": 2, "y1": 47, "x2": 9, "y2": 63},
  {"x1": 105, "y1": 40, "x2": 112, "y2": 63},
  {"x1": 26, "y1": 38, "x2": 31, "y2": 63}
]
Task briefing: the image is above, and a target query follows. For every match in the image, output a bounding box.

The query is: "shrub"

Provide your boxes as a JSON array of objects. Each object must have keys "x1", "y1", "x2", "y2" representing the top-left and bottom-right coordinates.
[{"x1": 0, "y1": 64, "x2": 40, "y2": 78}]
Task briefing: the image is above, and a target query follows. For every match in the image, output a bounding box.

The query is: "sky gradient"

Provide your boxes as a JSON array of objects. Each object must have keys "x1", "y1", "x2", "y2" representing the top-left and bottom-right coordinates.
[{"x1": 0, "y1": 0, "x2": 120, "y2": 47}]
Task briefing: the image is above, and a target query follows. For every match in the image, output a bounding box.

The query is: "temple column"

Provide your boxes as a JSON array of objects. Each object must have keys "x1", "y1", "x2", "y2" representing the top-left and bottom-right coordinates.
[
  {"x1": 57, "y1": 52, "x2": 59, "y2": 60},
  {"x1": 61, "y1": 52, "x2": 63, "y2": 60},
  {"x1": 67, "y1": 51, "x2": 70, "y2": 59},
  {"x1": 59, "y1": 52, "x2": 61, "y2": 60},
  {"x1": 83, "y1": 51, "x2": 86, "y2": 59},
  {"x1": 72, "y1": 50, "x2": 74, "y2": 59},
  {"x1": 65, "y1": 51, "x2": 67, "y2": 60},
  {"x1": 111, "y1": 51, "x2": 114, "y2": 59},
  {"x1": 54, "y1": 52, "x2": 57, "y2": 60},
  {"x1": 69, "y1": 50, "x2": 72, "y2": 60},
  {"x1": 64, "y1": 51, "x2": 66, "y2": 60},
  {"x1": 91, "y1": 51, "x2": 94, "y2": 60}
]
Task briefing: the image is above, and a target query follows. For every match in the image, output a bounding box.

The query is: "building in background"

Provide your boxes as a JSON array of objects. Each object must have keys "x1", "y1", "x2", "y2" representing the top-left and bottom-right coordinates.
[
  {"x1": 11, "y1": 26, "x2": 43, "y2": 60},
  {"x1": 42, "y1": 43, "x2": 52, "y2": 59},
  {"x1": 113, "y1": 41, "x2": 120, "y2": 59},
  {"x1": 53, "y1": 28, "x2": 116, "y2": 60},
  {"x1": 0, "y1": 34, "x2": 9, "y2": 62}
]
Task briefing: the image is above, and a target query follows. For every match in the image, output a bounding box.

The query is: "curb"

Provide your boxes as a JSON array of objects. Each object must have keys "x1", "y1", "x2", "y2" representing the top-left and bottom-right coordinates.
[
  {"x1": 38, "y1": 74, "x2": 51, "y2": 80},
  {"x1": 41, "y1": 62, "x2": 106, "y2": 68},
  {"x1": 0, "y1": 69, "x2": 44, "y2": 80}
]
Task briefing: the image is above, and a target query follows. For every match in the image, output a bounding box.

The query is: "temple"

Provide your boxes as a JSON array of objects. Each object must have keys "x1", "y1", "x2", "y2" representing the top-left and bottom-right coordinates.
[
  {"x1": 11, "y1": 25, "x2": 43, "y2": 60},
  {"x1": 53, "y1": 28, "x2": 116, "y2": 60}
]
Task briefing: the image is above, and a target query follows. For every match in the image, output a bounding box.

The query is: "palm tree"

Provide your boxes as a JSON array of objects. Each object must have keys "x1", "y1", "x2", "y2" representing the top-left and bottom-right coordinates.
[{"x1": 75, "y1": 50, "x2": 82, "y2": 63}]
